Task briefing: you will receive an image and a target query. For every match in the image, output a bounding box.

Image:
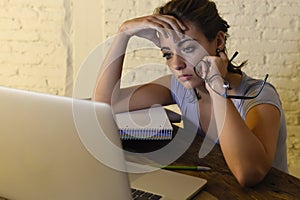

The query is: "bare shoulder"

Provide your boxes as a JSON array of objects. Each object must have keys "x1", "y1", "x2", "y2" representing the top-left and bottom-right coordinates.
[
  {"x1": 151, "y1": 74, "x2": 172, "y2": 87},
  {"x1": 245, "y1": 103, "x2": 280, "y2": 131}
]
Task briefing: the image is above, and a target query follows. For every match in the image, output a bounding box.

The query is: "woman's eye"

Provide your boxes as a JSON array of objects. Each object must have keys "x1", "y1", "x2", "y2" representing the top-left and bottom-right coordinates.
[
  {"x1": 182, "y1": 47, "x2": 195, "y2": 53},
  {"x1": 162, "y1": 52, "x2": 173, "y2": 60}
]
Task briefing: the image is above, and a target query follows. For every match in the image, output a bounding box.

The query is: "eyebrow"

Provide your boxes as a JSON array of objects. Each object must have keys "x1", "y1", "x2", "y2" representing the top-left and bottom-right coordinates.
[
  {"x1": 177, "y1": 38, "x2": 196, "y2": 47},
  {"x1": 160, "y1": 38, "x2": 197, "y2": 51}
]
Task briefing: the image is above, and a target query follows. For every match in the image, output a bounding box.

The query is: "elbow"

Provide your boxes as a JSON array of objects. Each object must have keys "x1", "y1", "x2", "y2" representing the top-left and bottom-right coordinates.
[
  {"x1": 92, "y1": 96, "x2": 111, "y2": 105},
  {"x1": 235, "y1": 166, "x2": 269, "y2": 187},
  {"x1": 92, "y1": 92, "x2": 112, "y2": 105}
]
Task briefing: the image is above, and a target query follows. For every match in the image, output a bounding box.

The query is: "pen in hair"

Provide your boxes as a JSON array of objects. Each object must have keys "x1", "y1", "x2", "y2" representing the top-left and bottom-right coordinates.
[{"x1": 229, "y1": 51, "x2": 239, "y2": 62}]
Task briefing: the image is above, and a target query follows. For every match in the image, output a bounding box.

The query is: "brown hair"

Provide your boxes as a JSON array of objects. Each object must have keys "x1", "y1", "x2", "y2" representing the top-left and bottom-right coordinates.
[
  {"x1": 155, "y1": 0, "x2": 244, "y2": 74},
  {"x1": 155, "y1": 0, "x2": 229, "y2": 42}
]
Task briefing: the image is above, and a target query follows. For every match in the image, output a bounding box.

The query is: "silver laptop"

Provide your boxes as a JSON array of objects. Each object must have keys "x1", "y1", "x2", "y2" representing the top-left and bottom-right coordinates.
[{"x1": 0, "y1": 86, "x2": 206, "y2": 200}]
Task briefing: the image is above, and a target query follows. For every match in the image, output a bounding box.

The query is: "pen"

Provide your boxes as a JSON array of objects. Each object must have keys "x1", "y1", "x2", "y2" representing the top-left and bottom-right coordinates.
[{"x1": 162, "y1": 165, "x2": 211, "y2": 171}]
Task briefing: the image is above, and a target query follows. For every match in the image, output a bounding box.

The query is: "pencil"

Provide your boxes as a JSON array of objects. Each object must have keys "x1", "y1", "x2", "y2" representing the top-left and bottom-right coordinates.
[{"x1": 163, "y1": 165, "x2": 211, "y2": 171}]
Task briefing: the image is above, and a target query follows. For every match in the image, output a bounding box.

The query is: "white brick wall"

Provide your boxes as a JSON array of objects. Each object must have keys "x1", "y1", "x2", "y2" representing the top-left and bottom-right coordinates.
[
  {"x1": 0, "y1": 0, "x2": 69, "y2": 95},
  {"x1": 0, "y1": 0, "x2": 299, "y2": 177}
]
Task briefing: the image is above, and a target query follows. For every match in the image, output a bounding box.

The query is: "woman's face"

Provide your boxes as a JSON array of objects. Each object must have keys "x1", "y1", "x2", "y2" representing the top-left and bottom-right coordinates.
[{"x1": 160, "y1": 22, "x2": 217, "y2": 89}]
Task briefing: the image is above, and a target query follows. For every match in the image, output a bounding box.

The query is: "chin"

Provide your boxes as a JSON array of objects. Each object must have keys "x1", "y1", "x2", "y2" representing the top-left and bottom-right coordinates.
[
  {"x1": 180, "y1": 81, "x2": 196, "y2": 89},
  {"x1": 180, "y1": 79, "x2": 204, "y2": 89}
]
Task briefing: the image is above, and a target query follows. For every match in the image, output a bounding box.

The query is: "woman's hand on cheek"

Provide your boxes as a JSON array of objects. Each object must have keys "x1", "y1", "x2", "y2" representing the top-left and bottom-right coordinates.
[
  {"x1": 201, "y1": 52, "x2": 229, "y2": 96},
  {"x1": 202, "y1": 52, "x2": 229, "y2": 78}
]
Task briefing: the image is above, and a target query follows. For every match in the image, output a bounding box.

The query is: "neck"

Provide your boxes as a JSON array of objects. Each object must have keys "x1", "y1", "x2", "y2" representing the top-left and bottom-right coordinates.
[
  {"x1": 225, "y1": 73, "x2": 243, "y2": 95},
  {"x1": 194, "y1": 82, "x2": 209, "y2": 101}
]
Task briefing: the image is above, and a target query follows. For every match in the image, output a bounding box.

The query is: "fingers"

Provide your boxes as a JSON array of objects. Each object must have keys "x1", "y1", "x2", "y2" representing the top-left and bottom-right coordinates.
[
  {"x1": 194, "y1": 60, "x2": 210, "y2": 79},
  {"x1": 153, "y1": 14, "x2": 186, "y2": 41},
  {"x1": 219, "y1": 51, "x2": 229, "y2": 64},
  {"x1": 201, "y1": 53, "x2": 229, "y2": 78},
  {"x1": 152, "y1": 14, "x2": 186, "y2": 34},
  {"x1": 138, "y1": 14, "x2": 186, "y2": 40},
  {"x1": 119, "y1": 14, "x2": 186, "y2": 47},
  {"x1": 151, "y1": 34, "x2": 161, "y2": 48}
]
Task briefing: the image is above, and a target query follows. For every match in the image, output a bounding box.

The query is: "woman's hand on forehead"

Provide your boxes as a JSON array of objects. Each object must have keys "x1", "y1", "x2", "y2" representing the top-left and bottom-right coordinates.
[
  {"x1": 119, "y1": 14, "x2": 186, "y2": 47},
  {"x1": 153, "y1": 14, "x2": 186, "y2": 38}
]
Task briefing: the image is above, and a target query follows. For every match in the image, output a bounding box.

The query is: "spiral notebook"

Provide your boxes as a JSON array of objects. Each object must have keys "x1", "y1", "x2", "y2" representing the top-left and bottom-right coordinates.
[{"x1": 114, "y1": 106, "x2": 173, "y2": 140}]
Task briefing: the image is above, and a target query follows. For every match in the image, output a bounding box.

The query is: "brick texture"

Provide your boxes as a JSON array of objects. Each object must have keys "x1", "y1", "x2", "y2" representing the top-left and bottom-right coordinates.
[{"x1": 0, "y1": 0, "x2": 69, "y2": 95}]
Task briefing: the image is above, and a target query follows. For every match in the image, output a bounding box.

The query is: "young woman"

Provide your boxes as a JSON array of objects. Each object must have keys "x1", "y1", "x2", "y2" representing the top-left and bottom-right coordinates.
[{"x1": 93, "y1": 0, "x2": 288, "y2": 187}]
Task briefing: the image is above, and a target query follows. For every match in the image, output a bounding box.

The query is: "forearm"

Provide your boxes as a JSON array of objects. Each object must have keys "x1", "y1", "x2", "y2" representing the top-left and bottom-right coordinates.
[
  {"x1": 92, "y1": 32, "x2": 130, "y2": 104},
  {"x1": 210, "y1": 94, "x2": 271, "y2": 186}
]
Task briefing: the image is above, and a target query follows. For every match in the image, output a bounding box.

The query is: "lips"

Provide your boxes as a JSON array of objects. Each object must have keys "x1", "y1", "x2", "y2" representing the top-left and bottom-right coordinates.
[{"x1": 178, "y1": 74, "x2": 193, "y2": 81}]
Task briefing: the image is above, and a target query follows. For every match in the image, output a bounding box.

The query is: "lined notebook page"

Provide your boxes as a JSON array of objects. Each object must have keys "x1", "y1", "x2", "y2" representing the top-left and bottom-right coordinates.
[{"x1": 114, "y1": 106, "x2": 173, "y2": 140}]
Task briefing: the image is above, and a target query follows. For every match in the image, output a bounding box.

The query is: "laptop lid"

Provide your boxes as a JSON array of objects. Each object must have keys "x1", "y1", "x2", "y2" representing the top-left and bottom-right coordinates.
[
  {"x1": 0, "y1": 86, "x2": 207, "y2": 200},
  {"x1": 0, "y1": 86, "x2": 131, "y2": 200}
]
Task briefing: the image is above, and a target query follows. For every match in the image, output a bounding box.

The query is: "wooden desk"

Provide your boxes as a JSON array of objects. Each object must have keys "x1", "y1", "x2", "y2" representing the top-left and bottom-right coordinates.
[
  {"x1": 1, "y1": 126, "x2": 299, "y2": 200},
  {"x1": 122, "y1": 126, "x2": 300, "y2": 200}
]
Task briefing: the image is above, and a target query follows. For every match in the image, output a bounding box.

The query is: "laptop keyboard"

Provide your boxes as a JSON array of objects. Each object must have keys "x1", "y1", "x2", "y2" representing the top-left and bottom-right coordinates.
[{"x1": 131, "y1": 188, "x2": 162, "y2": 200}]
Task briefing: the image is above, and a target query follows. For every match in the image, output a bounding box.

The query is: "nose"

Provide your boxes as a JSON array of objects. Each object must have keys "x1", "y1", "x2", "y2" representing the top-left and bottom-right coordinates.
[{"x1": 170, "y1": 54, "x2": 186, "y2": 71}]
